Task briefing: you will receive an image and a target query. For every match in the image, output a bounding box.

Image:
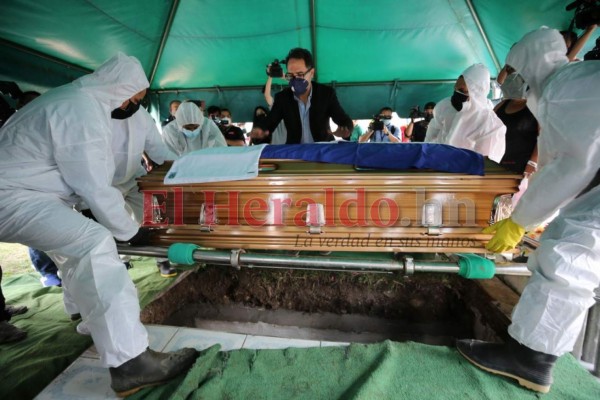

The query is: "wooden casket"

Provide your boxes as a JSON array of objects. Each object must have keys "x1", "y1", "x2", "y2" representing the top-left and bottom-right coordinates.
[{"x1": 138, "y1": 155, "x2": 521, "y2": 254}]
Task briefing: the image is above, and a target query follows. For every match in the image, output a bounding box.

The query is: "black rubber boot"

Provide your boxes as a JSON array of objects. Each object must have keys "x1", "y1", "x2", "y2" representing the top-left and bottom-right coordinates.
[
  {"x1": 456, "y1": 337, "x2": 557, "y2": 393},
  {"x1": 109, "y1": 347, "x2": 198, "y2": 397},
  {"x1": 0, "y1": 320, "x2": 27, "y2": 344}
]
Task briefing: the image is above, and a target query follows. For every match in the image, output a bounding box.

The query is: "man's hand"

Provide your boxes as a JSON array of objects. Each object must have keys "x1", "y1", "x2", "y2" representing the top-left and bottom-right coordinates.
[
  {"x1": 333, "y1": 126, "x2": 351, "y2": 139},
  {"x1": 250, "y1": 127, "x2": 270, "y2": 140},
  {"x1": 482, "y1": 218, "x2": 526, "y2": 252}
]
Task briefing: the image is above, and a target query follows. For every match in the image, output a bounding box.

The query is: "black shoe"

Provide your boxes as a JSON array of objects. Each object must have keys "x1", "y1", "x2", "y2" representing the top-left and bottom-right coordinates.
[
  {"x1": 109, "y1": 347, "x2": 198, "y2": 397},
  {"x1": 157, "y1": 261, "x2": 177, "y2": 278},
  {"x1": 456, "y1": 337, "x2": 557, "y2": 393},
  {"x1": 5, "y1": 305, "x2": 28, "y2": 317},
  {"x1": 0, "y1": 321, "x2": 27, "y2": 344},
  {"x1": 70, "y1": 313, "x2": 81, "y2": 321}
]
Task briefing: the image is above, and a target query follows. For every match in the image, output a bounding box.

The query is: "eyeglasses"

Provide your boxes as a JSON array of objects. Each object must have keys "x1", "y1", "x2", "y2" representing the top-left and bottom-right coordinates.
[{"x1": 285, "y1": 67, "x2": 313, "y2": 81}]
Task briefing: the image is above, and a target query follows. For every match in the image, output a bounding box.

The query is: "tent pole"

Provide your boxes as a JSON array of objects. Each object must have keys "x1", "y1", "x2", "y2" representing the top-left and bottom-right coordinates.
[
  {"x1": 309, "y1": 0, "x2": 317, "y2": 80},
  {"x1": 148, "y1": 0, "x2": 181, "y2": 87},
  {"x1": 464, "y1": 0, "x2": 501, "y2": 73},
  {"x1": 0, "y1": 38, "x2": 91, "y2": 74}
]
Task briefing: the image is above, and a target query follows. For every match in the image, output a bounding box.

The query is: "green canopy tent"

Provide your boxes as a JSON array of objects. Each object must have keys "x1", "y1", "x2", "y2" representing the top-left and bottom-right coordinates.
[{"x1": 0, "y1": 0, "x2": 597, "y2": 123}]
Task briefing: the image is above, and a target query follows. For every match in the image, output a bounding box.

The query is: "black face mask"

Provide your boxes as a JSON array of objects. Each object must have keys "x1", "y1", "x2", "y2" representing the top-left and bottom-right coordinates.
[
  {"x1": 111, "y1": 101, "x2": 140, "y2": 119},
  {"x1": 450, "y1": 91, "x2": 469, "y2": 112}
]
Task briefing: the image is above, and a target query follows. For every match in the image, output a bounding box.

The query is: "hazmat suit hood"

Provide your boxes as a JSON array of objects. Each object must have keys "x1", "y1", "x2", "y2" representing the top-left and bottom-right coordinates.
[
  {"x1": 175, "y1": 101, "x2": 205, "y2": 129},
  {"x1": 425, "y1": 63, "x2": 506, "y2": 162},
  {"x1": 162, "y1": 102, "x2": 226, "y2": 156},
  {"x1": 506, "y1": 27, "x2": 568, "y2": 118},
  {"x1": 73, "y1": 52, "x2": 149, "y2": 111},
  {"x1": 462, "y1": 63, "x2": 491, "y2": 110}
]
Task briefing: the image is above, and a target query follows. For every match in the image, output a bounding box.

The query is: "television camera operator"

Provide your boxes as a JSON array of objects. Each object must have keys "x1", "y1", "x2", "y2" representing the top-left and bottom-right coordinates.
[{"x1": 405, "y1": 102, "x2": 435, "y2": 143}]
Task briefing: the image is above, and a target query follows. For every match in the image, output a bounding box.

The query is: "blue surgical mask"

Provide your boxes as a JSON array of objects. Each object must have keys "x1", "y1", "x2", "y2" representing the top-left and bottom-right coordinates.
[
  {"x1": 382, "y1": 117, "x2": 392, "y2": 125},
  {"x1": 182, "y1": 127, "x2": 200, "y2": 139},
  {"x1": 289, "y1": 78, "x2": 309, "y2": 95}
]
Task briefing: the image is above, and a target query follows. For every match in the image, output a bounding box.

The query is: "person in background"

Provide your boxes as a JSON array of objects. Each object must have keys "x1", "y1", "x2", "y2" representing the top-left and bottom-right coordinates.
[
  {"x1": 0, "y1": 53, "x2": 198, "y2": 396},
  {"x1": 495, "y1": 66, "x2": 539, "y2": 175},
  {"x1": 425, "y1": 64, "x2": 506, "y2": 162},
  {"x1": 405, "y1": 102, "x2": 435, "y2": 143},
  {"x1": 220, "y1": 108, "x2": 246, "y2": 146},
  {"x1": 251, "y1": 47, "x2": 353, "y2": 144},
  {"x1": 349, "y1": 120, "x2": 363, "y2": 142},
  {"x1": 358, "y1": 107, "x2": 401, "y2": 143},
  {"x1": 162, "y1": 101, "x2": 226, "y2": 157},
  {"x1": 456, "y1": 27, "x2": 600, "y2": 394},
  {"x1": 561, "y1": 24, "x2": 597, "y2": 61},
  {"x1": 161, "y1": 99, "x2": 181, "y2": 127}
]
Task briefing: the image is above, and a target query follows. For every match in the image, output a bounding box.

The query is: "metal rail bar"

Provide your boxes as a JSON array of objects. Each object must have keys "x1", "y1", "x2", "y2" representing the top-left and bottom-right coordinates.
[{"x1": 116, "y1": 245, "x2": 531, "y2": 276}]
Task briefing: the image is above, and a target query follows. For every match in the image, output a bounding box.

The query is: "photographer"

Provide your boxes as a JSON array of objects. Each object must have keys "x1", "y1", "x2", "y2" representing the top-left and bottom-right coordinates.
[
  {"x1": 220, "y1": 108, "x2": 246, "y2": 146},
  {"x1": 405, "y1": 102, "x2": 435, "y2": 143},
  {"x1": 358, "y1": 107, "x2": 401, "y2": 143},
  {"x1": 250, "y1": 48, "x2": 353, "y2": 144}
]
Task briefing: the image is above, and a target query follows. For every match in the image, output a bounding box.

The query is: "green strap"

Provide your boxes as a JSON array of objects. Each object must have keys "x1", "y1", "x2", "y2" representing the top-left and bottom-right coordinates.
[
  {"x1": 457, "y1": 254, "x2": 495, "y2": 279},
  {"x1": 168, "y1": 243, "x2": 200, "y2": 265}
]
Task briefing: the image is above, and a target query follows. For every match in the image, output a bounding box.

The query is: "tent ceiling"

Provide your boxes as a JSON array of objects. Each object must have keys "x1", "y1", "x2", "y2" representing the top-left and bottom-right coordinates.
[{"x1": 0, "y1": 0, "x2": 597, "y2": 119}]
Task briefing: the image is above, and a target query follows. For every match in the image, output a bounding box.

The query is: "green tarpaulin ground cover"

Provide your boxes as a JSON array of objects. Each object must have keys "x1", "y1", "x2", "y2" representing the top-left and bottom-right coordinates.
[
  {"x1": 0, "y1": 258, "x2": 173, "y2": 398},
  {"x1": 132, "y1": 341, "x2": 600, "y2": 400}
]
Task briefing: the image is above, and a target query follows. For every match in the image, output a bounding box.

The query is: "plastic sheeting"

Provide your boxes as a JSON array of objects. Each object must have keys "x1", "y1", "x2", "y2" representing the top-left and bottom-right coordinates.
[{"x1": 0, "y1": 1, "x2": 597, "y2": 120}]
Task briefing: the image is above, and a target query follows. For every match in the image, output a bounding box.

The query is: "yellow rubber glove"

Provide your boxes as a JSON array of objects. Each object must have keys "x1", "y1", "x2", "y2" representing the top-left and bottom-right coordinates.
[{"x1": 482, "y1": 218, "x2": 526, "y2": 253}]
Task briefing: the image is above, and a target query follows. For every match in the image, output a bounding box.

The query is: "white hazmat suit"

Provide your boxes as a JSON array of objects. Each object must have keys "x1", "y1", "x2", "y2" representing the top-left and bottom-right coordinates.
[
  {"x1": 0, "y1": 53, "x2": 149, "y2": 367},
  {"x1": 505, "y1": 27, "x2": 600, "y2": 356},
  {"x1": 162, "y1": 101, "x2": 226, "y2": 157},
  {"x1": 426, "y1": 64, "x2": 506, "y2": 162},
  {"x1": 112, "y1": 107, "x2": 170, "y2": 221}
]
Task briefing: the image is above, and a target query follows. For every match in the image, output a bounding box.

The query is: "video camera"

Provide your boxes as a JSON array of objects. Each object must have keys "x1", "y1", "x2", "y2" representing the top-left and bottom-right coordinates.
[
  {"x1": 409, "y1": 105, "x2": 427, "y2": 120},
  {"x1": 369, "y1": 115, "x2": 384, "y2": 131},
  {"x1": 566, "y1": 0, "x2": 600, "y2": 29},
  {"x1": 266, "y1": 59, "x2": 286, "y2": 78}
]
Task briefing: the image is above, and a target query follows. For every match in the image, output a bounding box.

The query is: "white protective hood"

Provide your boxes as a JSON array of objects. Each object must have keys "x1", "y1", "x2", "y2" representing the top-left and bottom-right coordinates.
[
  {"x1": 508, "y1": 27, "x2": 600, "y2": 228},
  {"x1": 162, "y1": 102, "x2": 226, "y2": 157},
  {"x1": 425, "y1": 64, "x2": 506, "y2": 162},
  {"x1": 506, "y1": 26, "x2": 569, "y2": 119},
  {"x1": 0, "y1": 52, "x2": 149, "y2": 240}
]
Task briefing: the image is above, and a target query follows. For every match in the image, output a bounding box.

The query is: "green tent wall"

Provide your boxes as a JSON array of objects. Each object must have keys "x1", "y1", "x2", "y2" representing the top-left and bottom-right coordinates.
[{"x1": 1, "y1": 0, "x2": 598, "y2": 122}]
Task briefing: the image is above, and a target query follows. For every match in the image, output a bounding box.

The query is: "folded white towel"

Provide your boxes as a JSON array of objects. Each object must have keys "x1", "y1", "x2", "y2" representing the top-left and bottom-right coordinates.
[{"x1": 163, "y1": 145, "x2": 267, "y2": 184}]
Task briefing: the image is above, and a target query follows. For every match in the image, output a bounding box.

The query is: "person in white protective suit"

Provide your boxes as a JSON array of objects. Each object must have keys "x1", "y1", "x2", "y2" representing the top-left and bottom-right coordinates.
[
  {"x1": 110, "y1": 106, "x2": 178, "y2": 278},
  {"x1": 425, "y1": 64, "x2": 506, "y2": 162},
  {"x1": 162, "y1": 100, "x2": 226, "y2": 158},
  {"x1": 456, "y1": 27, "x2": 600, "y2": 394},
  {"x1": 0, "y1": 53, "x2": 198, "y2": 397}
]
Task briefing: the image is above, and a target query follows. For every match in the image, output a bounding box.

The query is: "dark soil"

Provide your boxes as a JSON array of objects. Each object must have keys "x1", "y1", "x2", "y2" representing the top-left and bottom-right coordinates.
[{"x1": 142, "y1": 265, "x2": 473, "y2": 326}]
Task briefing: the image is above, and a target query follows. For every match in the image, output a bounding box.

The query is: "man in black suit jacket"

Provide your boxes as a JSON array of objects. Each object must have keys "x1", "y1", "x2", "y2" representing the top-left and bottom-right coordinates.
[{"x1": 250, "y1": 48, "x2": 353, "y2": 144}]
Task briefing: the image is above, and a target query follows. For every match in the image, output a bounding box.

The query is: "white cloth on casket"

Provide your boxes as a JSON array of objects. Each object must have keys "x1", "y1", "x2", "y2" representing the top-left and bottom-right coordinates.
[
  {"x1": 504, "y1": 27, "x2": 600, "y2": 356},
  {"x1": 161, "y1": 102, "x2": 226, "y2": 158},
  {"x1": 164, "y1": 144, "x2": 268, "y2": 185},
  {"x1": 425, "y1": 64, "x2": 506, "y2": 162},
  {"x1": 0, "y1": 52, "x2": 149, "y2": 367}
]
